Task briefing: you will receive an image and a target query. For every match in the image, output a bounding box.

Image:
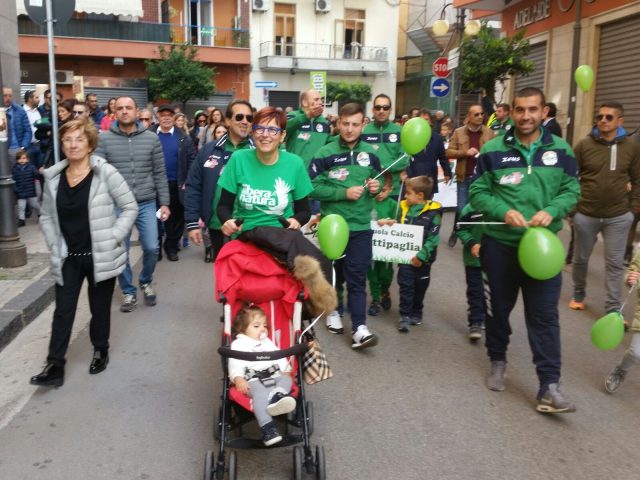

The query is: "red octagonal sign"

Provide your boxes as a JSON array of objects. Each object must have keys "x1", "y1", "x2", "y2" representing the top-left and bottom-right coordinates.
[{"x1": 432, "y1": 57, "x2": 449, "y2": 78}]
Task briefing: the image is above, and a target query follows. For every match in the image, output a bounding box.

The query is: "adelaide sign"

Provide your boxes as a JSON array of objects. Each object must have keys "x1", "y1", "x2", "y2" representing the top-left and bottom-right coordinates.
[{"x1": 513, "y1": 0, "x2": 551, "y2": 29}]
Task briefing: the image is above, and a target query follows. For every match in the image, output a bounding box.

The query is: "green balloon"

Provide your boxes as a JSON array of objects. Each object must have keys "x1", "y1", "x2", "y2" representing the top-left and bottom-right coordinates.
[
  {"x1": 400, "y1": 117, "x2": 432, "y2": 155},
  {"x1": 574, "y1": 65, "x2": 594, "y2": 93},
  {"x1": 591, "y1": 312, "x2": 625, "y2": 351},
  {"x1": 517, "y1": 227, "x2": 565, "y2": 280},
  {"x1": 317, "y1": 214, "x2": 349, "y2": 260}
]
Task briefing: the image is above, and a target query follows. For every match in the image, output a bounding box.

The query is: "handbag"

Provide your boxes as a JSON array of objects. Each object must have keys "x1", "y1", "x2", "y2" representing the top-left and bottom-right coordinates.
[{"x1": 302, "y1": 334, "x2": 333, "y2": 385}]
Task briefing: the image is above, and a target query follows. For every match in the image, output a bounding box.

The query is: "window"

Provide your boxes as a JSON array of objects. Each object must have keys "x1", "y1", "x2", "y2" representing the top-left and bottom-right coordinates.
[
  {"x1": 344, "y1": 9, "x2": 365, "y2": 59},
  {"x1": 274, "y1": 3, "x2": 295, "y2": 57}
]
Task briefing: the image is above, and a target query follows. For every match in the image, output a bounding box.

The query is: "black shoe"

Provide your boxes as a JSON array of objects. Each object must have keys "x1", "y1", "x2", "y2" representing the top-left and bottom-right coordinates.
[
  {"x1": 17, "y1": 219, "x2": 26, "y2": 227},
  {"x1": 447, "y1": 231, "x2": 457, "y2": 248},
  {"x1": 166, "y1": 251, "x2": 179, "y2": 262},
  {"x1": 380, "y1": 292, "x2": 392, "y2": 311},
  {"x1": 204, "y1": 246, "x2": 214, "y2": 263},
  {"x1": 89, "y1": 350, "x2": 109, "y2": 375},
  {"x1": 30, "y1": 363, "x2": 64, "y2": 387}
]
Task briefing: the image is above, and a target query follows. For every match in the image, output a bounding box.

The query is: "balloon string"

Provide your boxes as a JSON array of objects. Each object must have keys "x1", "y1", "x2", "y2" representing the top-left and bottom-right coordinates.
[
  {"x1": 620, "y1": 284, "x2": 636, "y2": 313},
  {"x1": 364, "y1": 153, "x2": 409, "y2": 187},
  {"x1": 456, "y1": 221, "x2": 507, "y2": 225}
]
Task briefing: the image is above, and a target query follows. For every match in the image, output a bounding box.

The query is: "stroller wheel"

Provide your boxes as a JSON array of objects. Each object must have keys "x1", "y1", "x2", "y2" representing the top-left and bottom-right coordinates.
[
  {"x1": 293, "y1": 446, "x2": 303, "y2": 480},
  {"x1": 315, "y1": 445, "x2": 326, "y2": 480},
  {"x1": 204, "y1": 450, "x2": 213, "y2": 480},
  {"x1": 228, "y1": 451, "x2": 237, "y2": 480}
]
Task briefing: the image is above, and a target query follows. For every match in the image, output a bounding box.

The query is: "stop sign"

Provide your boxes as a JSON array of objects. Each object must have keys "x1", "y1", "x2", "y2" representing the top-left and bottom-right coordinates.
[{"x1": 432, "y1": 57, "x2": 449, "y2": 78}]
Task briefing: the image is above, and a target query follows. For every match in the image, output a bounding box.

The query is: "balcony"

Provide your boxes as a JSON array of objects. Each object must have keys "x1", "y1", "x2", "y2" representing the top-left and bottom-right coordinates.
[
  {"x1": 18, "y1": 16, "x2": 249, "y2": 48},
  {"x1": 258, "y1": 41, "x2": 389, "y2": 76}
]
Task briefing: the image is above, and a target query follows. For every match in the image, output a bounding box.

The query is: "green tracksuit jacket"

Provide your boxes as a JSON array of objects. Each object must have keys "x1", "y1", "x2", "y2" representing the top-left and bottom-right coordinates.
[
  {"x1": 285, "y1": 109, "x2": 331, "y2": 168},
  {"x1": 361, "y1": 121, "x2": 407, "y2": 196},
  {"x1": 469, "y1": 127, "x2": 580, "y2": 247},
  {"x1": 456, "y1": 203, "x2": 483, "y2": 268},
  {"x1": 309, "y1": 139, "x2": 382, "y2": 232}
]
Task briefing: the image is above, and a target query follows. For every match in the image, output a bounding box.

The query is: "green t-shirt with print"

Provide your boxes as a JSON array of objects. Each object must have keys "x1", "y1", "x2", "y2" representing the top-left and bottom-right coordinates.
[{"x1": 217, "y1": 149, "x2": 313, "y2": 235}]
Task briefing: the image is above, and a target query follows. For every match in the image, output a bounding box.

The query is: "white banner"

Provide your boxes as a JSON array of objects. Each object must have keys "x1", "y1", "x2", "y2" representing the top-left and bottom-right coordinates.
[{"x1": 371, "y1": 221, "x2": 424, "y2": 264}]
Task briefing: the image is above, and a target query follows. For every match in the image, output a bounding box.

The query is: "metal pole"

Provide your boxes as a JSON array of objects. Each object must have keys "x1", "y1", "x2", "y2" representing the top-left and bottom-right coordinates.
[
  {"x1": 565, "y1": 0, "x2": 583, "y2": 146},
  {"x1": 46, "y1": 0, "x2": 60, "y2": 165},
  {"x1": 455, "y1": 8, "x2": 466, "y2": 127},
  {"x1": 0, "y1": 63, "x2": 27, "y2": 267}
]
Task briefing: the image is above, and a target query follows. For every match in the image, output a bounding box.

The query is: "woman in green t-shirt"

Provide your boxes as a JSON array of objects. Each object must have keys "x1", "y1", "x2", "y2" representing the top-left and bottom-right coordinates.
[{"x1": 217, "y1": 107, "x2": 314, "y2": 236}]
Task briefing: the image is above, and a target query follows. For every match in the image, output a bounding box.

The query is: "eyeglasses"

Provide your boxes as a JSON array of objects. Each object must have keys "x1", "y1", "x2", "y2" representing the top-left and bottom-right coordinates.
[
  {"x1": 234, "y1": 113, "x2": 254, "y2": 123},
  {"x1": 139, "y1": 117, "x2": 151, "y2": 122},
  {"x1": 72, "y1": 110, "x2": 85, "y2": 116},
  {"x1": 373, "y1": 105, "x2": 391, "y2": 111},
  {"x1": 472, "y1": 112, "x2": 484, "y2": 117},
  {"x1": 62, "y1": 136, "x2": 88, "y2": 144},
  {"x1": 596, "y1": 114, "x2": 615, "y2": 122},
  {"x1": 253, "y1": 125, "x2": 282, "y2": 136}
]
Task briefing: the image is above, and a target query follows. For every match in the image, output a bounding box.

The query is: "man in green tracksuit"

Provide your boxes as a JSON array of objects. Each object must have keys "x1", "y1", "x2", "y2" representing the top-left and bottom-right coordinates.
[
  {"x1": 488, "y1": 103, "x2": 514, "y2": 136},
  {"x1": 469, "y1": 87, "x2": 580, "y2": 414},
  {"x1": 361, "y1": 93, "x2": 406, "y2": 312},
  {"x1": 309, "y1": 102, "x2": 381, "y2": 350},
  {"x1": 285, "y1": 89, "x2": 331, "y2": 168}
]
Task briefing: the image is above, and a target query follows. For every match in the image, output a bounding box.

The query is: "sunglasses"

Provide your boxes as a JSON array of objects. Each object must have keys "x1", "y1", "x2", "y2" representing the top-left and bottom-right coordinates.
[
  {"x1": 72, "y1": 111, "x2": 85, "y2": 116},
  {"x1": 139, "y1": 117, "x2": 151, "y2": 121},
  {"x1": 373, "y1": 105, "x2": 391, "y2": 111},
  {"x1": 472, "y1": 112, "x2": 484, "y2": 117},
  {"x1": 596, "y1": 114, "x2": 615, "y2": 122},
  {"x1": 233, "y1": 113, "x2": 254, "y2": 123},
  {"x1": 198, "y1": 119, "x2": 207, "y2": 124}
]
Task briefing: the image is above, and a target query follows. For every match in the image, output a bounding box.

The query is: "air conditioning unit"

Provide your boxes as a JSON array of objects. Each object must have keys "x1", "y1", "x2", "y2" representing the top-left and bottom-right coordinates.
[
  {"x1": 315, "y1": 0, "x2": 331, "y2": 13},
  {"x1": 252, "y1": 0, "x2": 269, "y2": 12},
  {"x1": 55, "y1": 70, "x2": 74, "y2": 84}
]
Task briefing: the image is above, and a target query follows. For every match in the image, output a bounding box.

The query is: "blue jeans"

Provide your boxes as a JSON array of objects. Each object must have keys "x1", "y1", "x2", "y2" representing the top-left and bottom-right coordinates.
[
  {"x1": 456, "y1": 176, "x2": 473, "y2": 214},
  {"x1": 118, "y1": 200, "x2": 159, "y2": 296}
]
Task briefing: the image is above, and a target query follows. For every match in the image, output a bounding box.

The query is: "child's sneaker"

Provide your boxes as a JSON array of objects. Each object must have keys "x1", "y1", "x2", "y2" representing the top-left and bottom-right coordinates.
[
  {"x1": 604, "y1": 366, "x2": 627, "y2": 394},
  {"x1": 468, "y1": 324, "x2": 483, "y2": 341},
  {"x1": 260, "y1": 421, "x2": 282, "y2": 446},
  {"x1": 398, "y1": 316, "x2": 411, "y2": 333},
  {"x1": 352, "y1": 325, "x2": 378, "y2": 349},
  {"x1": 266, "y1": 391, "x2": 296, "y2": 416},
  {"x1": 380, "y1": 292, "x2": 392, "y2": 310},
  {"x1": 569, "y1": 291, "x2": 585, "y2": 310},
  {"x1": 326, "y1": 311, "x2": 344, "y2": 334},
  {"x1": 368, "y1": 301, "x2": 380, "y2": 316}
]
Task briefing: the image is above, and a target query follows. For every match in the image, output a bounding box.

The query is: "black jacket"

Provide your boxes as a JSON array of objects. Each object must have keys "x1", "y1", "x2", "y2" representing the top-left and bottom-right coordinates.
[
  {"x1": 406, "y1": 132, "x2": 452, "y2": 194},
  {"x1": 13, "y1": 163, "x2": 38, "y2": 199}
]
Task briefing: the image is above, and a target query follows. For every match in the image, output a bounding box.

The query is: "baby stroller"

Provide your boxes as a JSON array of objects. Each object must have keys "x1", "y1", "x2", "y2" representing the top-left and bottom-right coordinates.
[{"x1": 204, "y1": 240, "x2": 326, "y2": 480}]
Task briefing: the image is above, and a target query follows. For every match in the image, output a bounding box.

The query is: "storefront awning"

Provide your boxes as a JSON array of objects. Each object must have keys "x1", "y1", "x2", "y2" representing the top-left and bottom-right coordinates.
[{"x1": 17, "y1": 0, "x2": 143, "y2": 18}]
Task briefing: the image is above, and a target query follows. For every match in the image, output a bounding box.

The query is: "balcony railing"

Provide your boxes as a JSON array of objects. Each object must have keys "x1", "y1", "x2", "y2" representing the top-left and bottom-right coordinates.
[
  {"x1": 259, "y1": 41, "x2": 388, "y2": 61},
  {"x1": 18, "y1": 16, "x2": 249, "y2": 48}
]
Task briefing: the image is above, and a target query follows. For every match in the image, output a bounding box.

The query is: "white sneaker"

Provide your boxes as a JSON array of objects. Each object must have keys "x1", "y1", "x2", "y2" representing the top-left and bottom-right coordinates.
[
  {"x1": 326, "y1": 310, "x2": 344, "y2": 334},
  {"x1": 352, "y1": 325, "x2": 378, "y2": 349}
]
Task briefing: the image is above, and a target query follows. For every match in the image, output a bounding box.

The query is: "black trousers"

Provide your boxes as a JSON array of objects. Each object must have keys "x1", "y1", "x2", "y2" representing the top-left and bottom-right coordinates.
[
  {"x1": 209, "y1": 228, "x2": 225, "y2": 261},
  {"x1": 397, "y1": 262, "x2": 431, "y2": 320},
  {"x1": 480, "y1": 236, "x2": 562, "y2": 392},
  {"x1": 465, "y1": 265, "x2": 487, "y2": 327},
  {"x1": 163, "y1": 181, "x2": 184, "y2": 254},
  {"x1": 47, "y1": 255, "x2": 116, "y2": 366}
]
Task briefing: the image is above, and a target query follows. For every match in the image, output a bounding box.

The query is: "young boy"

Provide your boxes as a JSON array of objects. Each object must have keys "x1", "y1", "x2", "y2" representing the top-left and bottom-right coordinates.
[
  {"x1": 309, "y1": 102, "x2": 381, "y2": 349},
  {"x1": 12, "y1": 150, "x2": 40, "y2": 227},
  {"x1": 397, "y1": 176, "x2": 442, "y2": 332},
  {"x1": 455, "y1": 203, "x2": 486, "y2": 341},
  {"x1": 604, "y1": 252, "x2": 640, "y2": 393},
  {"x1": 367, "y1": 173, "x2": 397, "y2": 316}
]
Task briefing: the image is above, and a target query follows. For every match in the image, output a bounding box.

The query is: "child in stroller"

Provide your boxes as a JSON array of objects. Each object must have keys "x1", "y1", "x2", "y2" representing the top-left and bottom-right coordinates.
[{"x1": 229, "y1": 305, "x2": 297, "y2": 446}]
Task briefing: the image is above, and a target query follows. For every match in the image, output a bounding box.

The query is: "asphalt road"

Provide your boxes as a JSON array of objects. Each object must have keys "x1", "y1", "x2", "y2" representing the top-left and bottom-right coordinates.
[{"x1": 0, "y1": 213, "x2": 638, "y2": 480}]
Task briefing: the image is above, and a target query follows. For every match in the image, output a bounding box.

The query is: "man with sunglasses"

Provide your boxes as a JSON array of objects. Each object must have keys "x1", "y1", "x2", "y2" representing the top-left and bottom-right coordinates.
[
  {"x1": 72, "y1": 104, "x2": 88, "y2": 120},
  {"x1": 446, "y1": 104, "x2": 495, "y2": 246},
  {"x1": 469, "y1": 87, "x2": 580, "y2": 414},
  {"x1": 185, "y1": 100, "x2": 255, "y2": 261},
  {"x1": 285, "y1": 89, "x2": 330, "y2": 168},
  {"x1": 569, "y1": 101, "x2": 640, "y2": 315}
]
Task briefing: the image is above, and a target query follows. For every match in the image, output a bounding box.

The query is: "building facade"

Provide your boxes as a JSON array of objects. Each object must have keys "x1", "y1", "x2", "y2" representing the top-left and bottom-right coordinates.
[
  {"x1": 458, "y1": 0, "x2": 640, "y2": 141},
  {"x1": 16, "y1": 0, "x2": 250, "y2": 112},
  {"x1": 248, "y1": 0, "x2": 399, "y2": 115}
]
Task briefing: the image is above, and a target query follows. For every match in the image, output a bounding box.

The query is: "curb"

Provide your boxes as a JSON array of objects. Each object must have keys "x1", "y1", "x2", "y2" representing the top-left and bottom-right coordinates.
[{"x1": 0, "y1": 274, "x2": 56, "y2": 352}]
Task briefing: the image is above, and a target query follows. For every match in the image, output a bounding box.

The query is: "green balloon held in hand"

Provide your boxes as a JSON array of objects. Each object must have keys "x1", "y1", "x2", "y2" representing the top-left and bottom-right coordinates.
[
  {"x1": 400, "y1": 117, "x2": 432, "y2": 155},
  {"x1": 591, "y1": 312, "x2": 625, "y2": 351},
  {"x1": 317, "y1": 214, "x2": 349, "y2": 260},
  {"x1": 517, "y1": 227, "x2": 565, "y2": 280},
  {"x1": 574, "y1": 65, "x2": 594, "y2": 93}
]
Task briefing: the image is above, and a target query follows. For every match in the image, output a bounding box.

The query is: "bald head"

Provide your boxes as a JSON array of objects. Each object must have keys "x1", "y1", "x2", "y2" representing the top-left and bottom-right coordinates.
[{"x1": 300, "y1": 89, "x2": 324, "y2": 119}]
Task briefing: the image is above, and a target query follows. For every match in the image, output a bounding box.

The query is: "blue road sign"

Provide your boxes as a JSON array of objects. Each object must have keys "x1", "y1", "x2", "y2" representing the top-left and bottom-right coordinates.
[
  {"x1": 255, "y1": 81, "x2": 279, "y2": 88},
  {"x1": 431, "y1": 78, "x2": 450, "y2": 97}
]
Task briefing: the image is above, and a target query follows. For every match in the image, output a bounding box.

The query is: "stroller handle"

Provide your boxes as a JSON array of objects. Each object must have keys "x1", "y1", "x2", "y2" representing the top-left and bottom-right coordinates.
[{"x1": 218, "y1": 344, "x2": 308, "y2": 361}]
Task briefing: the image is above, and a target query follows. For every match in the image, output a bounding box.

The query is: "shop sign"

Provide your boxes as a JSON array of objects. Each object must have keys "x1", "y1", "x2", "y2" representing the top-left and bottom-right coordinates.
[{"x1": 514, "y1": 0, "x2": 551, "y2": 29}]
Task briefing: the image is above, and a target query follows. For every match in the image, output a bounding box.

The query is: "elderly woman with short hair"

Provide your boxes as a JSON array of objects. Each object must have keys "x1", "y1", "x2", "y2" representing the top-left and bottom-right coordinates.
[{"x1": 30, "y1": 118, "x2": 138, "y2": 387}]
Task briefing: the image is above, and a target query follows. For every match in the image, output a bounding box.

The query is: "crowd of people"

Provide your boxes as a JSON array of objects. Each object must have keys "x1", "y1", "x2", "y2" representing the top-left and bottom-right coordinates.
[{"x1": 3, "y1": 83, "x2": 639, "y2": 417}]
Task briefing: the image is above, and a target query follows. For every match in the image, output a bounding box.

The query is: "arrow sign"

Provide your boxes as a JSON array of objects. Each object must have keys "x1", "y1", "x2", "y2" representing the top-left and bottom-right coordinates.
[
  {"x1": 255, "y1": 81, "x2": 279, "y2": 88},
  {"x1": 431, "y1": 78, "x2": 450, "y2": 98}
]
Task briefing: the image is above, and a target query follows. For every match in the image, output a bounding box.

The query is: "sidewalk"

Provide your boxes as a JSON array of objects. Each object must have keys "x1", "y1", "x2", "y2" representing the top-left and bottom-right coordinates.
[{"x1": 0, "y1": 218, "x2": 54, "y2": 351}]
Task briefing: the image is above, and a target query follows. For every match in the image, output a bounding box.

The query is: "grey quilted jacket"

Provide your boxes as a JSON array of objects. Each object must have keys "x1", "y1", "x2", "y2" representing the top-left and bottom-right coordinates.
[
  {"x1": 40, "y1": 155, "x2": 138, "y2": 286},
  {"x1": 95, "y1": 123, "x2": 170, "y2": 206}
]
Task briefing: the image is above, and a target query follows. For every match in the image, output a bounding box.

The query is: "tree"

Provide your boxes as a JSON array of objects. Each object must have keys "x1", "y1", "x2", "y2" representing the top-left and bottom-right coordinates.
[
  {"x1": 460, "y1": 24, "x2": 533, "y2": 102},
  {"x1": 326, "y1": 81, "x2": 372, "y2": 108},
  {"x1": 146, "y1": 44, "x2": 216, "y2": 108}
]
